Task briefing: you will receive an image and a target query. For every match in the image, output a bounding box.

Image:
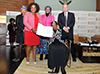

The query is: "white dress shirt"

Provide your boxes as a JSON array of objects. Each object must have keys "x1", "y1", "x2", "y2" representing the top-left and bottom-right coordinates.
[
  {"x1": 63, "y1": 12, "x2": 70, "y2": 30},
  {"x1": 64, "y1": 12, "x2": 68, "y2": 20}
]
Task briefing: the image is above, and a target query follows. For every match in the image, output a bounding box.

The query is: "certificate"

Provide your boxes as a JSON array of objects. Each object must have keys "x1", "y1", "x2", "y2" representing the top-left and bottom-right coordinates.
[{"x1": 36, "y1": 23, "x2": 53, "y2": 37}]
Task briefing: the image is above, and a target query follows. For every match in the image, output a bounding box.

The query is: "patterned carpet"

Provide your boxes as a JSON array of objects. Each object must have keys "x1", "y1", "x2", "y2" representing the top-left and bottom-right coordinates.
[
  {"x1": 14, "y1": 52, "x2": 100, "y2": 74},
  {"x1": 83, "y1": 52, "x2": 100, "y2": 56}
]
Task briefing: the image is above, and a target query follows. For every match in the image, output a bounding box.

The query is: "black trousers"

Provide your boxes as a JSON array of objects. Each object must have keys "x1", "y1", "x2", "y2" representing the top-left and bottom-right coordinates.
[{"x1": 61, "y1": 30, "x2": 76, "y2": 60}]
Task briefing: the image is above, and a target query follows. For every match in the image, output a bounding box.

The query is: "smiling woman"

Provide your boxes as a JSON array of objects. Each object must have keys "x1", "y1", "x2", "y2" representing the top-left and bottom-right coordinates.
[{"x1": 23, "y1": 2, "x2": 43, "y2": 64}]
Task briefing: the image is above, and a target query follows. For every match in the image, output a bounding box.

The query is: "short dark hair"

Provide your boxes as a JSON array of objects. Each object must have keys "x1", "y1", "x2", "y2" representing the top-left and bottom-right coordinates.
[
  {"x1": 28, "y1": 3, "x2": 40, "y2": 13},
  {"x1": 51, "y1": 21, "x2": 58, "y2": 26},
  {"x1": 9, "y1": 18, "x2": 15, "y2": 23}
]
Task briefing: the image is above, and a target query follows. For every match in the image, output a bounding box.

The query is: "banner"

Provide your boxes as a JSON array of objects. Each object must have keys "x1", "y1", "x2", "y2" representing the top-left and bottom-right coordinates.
[{"x1": 39, "y1": 11, "x2": 100, "y2": 37}]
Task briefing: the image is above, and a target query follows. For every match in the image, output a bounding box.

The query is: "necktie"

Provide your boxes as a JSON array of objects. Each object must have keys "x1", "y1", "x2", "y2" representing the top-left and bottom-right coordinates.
[{"x1": 65, "y1": 13, "x2": 67, "y2": 27}]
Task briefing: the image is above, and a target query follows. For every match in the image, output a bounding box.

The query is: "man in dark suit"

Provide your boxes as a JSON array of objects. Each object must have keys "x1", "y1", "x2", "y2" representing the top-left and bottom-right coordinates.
[{"x1": 58, "y1": 4, "x2": 76, "y2": 62}]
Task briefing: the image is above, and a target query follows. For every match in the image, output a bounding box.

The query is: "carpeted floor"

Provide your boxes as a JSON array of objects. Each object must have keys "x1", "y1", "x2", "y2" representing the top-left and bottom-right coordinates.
[
  {"x1": 83, "y1": 52, "x2": 100, "y2": 56},
  {"x1": 14, "y1": 51, "x2": 100, "y2": 74}
]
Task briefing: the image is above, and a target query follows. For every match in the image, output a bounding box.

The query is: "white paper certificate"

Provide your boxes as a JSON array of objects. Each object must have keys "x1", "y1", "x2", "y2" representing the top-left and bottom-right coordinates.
[{"x1": 36, "y1": 23, "x2": 53, "y2": 37}]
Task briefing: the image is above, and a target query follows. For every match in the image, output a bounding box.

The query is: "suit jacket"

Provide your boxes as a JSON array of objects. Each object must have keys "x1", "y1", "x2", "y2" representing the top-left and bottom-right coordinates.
[
  {"x1": 8, "y1": 24, "x2": 16, "y2": 35},
  {"x1": 58, "y1": 12, "x2": 75, "y2": 40},
  {"x1": 16, "y1": 14, "x2": 24, "y2": 43},
  {"x1": 16, "y1": 14, "x2": 24, "y2": 32},
  {"x1": 23, "y1": 12, "x2": 43, "y2": 32}
]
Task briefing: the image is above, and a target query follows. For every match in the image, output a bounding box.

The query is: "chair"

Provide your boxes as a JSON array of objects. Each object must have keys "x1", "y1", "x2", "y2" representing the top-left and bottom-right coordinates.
[
  {"x1": 79, "y1": 36, "x2": 89, "y2": 51},
  {"x1": 91, "y1": 35, "x2": 100, "y2": 43},
  {"x1": 66, "y1": 34, "x2": 79, "y2": 68},
  {"x1": 91, "y1": 35, "x2": 100, "y2": 51},
  {"x1": 74, "y1": 34, "x2": 79, "y2": 43},
  {"x1": 79, "y1": 36, "x2": 85, "y2": 43}
]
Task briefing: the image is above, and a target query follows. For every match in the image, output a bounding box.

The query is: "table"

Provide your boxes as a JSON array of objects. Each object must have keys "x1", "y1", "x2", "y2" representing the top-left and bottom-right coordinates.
[
  {"x1": 75, "y1": 43, "x2": 100, "y2": 63},
  {"x1": 80, "y1": 42, "x2": 100, "y2": 52}
]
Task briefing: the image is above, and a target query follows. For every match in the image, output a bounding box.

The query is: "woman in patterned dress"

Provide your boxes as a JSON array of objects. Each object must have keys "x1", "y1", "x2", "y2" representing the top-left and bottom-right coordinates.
[{"x1": 37, "y1": 6, "x2": 55, "y2": 60}]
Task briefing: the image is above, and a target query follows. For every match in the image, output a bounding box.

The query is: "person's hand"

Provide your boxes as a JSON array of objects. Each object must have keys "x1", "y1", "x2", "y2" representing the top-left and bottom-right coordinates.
[
  {"x1": 63, "y1": 27, "x2": 69, "y2": 33},
  {"x1": 31, "y1": 28, "x2": 37, "y2": 33},
  {"x1": 13, "y1": 27, "x2": 16, "y2": 29},
  {"x1": 52, "y1": 34, "x2": 57, "y2": 38},
  {"x1": 23, "y1": 30, "x2": 25, "y2": 32}
]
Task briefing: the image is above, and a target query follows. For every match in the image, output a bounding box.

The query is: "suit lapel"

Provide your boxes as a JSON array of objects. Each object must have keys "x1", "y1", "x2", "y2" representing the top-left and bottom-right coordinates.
[
  {"x1": 62, "y1": 12, "x2": 70, "y2": 26},
  {"x1": 20, "y1": 15, "x2": 23, "y2": 25},
  {"x1": 62, "y1": 12, "x2": 65, "y2": 25},
  {"x1": 67, "y1": 12, "x2": 70, "y2": 26}
]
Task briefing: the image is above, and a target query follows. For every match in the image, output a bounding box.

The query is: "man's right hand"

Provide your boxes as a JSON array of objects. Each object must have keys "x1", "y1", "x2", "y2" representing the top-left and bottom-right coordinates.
[{"x1": 63, "y1": 27, "x2": 69, "y2": 33}]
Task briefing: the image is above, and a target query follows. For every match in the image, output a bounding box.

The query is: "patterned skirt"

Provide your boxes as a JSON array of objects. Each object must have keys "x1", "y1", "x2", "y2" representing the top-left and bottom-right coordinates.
[{"x1": 37, "y1": 38, "x2": 49, "y2": 54}]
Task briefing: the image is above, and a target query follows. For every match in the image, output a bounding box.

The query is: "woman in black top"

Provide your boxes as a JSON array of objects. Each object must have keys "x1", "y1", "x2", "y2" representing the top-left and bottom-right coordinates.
[
  {"x1": 8, "y1": 18, "x2": 16, "y2": 49},
  {"x1": 16, "y1": 5, "x2": 27, "y2": 53}
]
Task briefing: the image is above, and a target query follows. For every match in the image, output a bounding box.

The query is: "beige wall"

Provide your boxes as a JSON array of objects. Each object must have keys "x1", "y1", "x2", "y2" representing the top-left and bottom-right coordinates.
[{"x1": 35, "y1": 0, "x2": 96, "y2": 11}]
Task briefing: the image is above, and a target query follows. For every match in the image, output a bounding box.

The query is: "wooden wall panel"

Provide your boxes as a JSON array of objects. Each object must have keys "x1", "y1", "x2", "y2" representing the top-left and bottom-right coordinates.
[
  {"x1": 0, "y1": 0, "x2": 35, "y2": 45},
  {"x1": 0, "y1": 23, "x2": 6, "y2": 45},
  {"x1": 0, "y1": 0, "x2": 35, "y2": 15},
  {"x1": 28, "y1": 0, "x2": 34, "y2": 5},
  {"x1": 96, "y1": 0, "x2": 100, "y2": 11},
  {"x1": 0, "y1": 23, "x2": 6, "y2": 35},
  {"x1": 0, "y1": 35, "x2": 6, "y2": 45},
  {"x1": 0, "y1": 0, "x2": 28, "y2": 15}
]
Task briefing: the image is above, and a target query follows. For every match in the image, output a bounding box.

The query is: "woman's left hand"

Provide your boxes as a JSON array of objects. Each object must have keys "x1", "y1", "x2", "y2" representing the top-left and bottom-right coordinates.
[{"x1": 52, "y1": 34, "x2": 57, "y2": 38}]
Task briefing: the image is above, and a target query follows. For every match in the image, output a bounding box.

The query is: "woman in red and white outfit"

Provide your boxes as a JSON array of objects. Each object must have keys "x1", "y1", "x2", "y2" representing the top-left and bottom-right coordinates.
[{"x1": 23, "y1": 3, "x2": 42, "y2": 64}]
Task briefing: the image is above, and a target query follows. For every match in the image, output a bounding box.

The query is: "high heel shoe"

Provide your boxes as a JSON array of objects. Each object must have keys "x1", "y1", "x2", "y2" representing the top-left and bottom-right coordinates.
[
  {"x1": 26, "y1": 58, "x2": 29, "y2": 64},
  {"x1": 44, "y1": 54, "x2": 48, "y2": 60},
  {"x1": 61, "y1": 67, "x2": 66, "y2": 74},
  {"x1": 26, "y1": 62, "x2": 30, "y2": 64},
  {"x1": 54, "y1": 66, "x2": 59, "y2": 73},
  {"x1": 33, "y1": 62, "x2": 37, "y2": 64},
  {"x1": 39, "y1": 54, "x2": 43, "y2": 60}
]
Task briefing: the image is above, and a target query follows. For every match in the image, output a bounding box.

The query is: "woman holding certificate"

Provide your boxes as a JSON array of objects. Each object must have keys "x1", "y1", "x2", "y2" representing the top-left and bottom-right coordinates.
[
  {"x1": 23, "y1": 3, "x2": 42, "y2": 64},
  {"x1": 37, "y1": 6, "x2": 55, "y2": 60}
]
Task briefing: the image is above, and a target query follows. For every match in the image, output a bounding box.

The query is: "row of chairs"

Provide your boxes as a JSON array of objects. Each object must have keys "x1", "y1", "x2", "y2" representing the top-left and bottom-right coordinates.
[{"x1": 74, "y1": 34, "x2": 100, "y2": 43}]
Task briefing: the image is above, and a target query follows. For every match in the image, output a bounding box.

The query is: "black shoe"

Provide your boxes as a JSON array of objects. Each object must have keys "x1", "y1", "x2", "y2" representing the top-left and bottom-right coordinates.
[
  {"x1": 73, "y1": 58, "x2": 76, "y2": 62},
  {"x1": 61, "y1": 67, "x2": 66, "y2": 74},
  {"x1": 12, "y1": 46, "x2": 16, "y2": 48},
  {"x1": 54, "y1": 66, "x2": 59, "y2": 73},
  {"x1": 39, "y1": 54, "x2": 43, "y2": 60},
  {"x1": 44, "y1": 54, "x2": 48, "y2": 59},
  {"x1": 11, "y1": 47, "x2": 13, "y2": 49}
]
